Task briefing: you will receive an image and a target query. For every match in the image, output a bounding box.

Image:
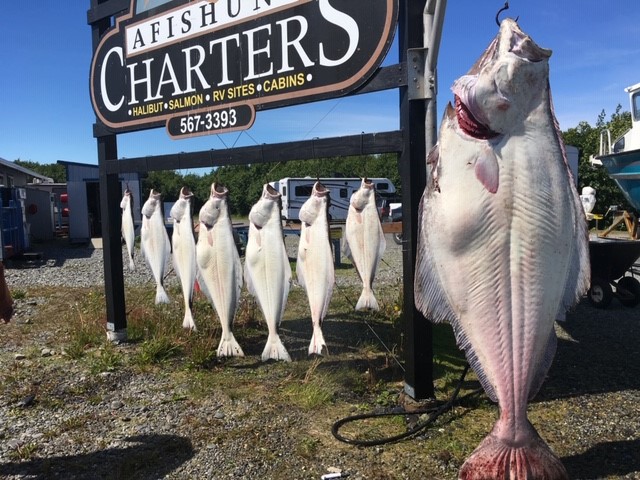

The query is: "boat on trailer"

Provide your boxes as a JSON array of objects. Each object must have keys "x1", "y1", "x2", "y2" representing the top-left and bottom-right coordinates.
[
  {"x1": 585, "y1": 82, "x2": 640, "y2": 308},
  {"x1": 593, "y1": 81, "x2": 640, "y2": 212}
]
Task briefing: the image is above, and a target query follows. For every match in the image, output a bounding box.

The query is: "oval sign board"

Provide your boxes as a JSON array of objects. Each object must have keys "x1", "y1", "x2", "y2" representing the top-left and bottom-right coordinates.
[{"x1": 90, "y1": 0, "x2": 398, "y2": 139}]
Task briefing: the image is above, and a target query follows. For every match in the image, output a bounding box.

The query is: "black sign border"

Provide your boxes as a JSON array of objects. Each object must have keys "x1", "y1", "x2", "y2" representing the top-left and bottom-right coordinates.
[{"x1": 90, "y1": 0, "x2": 398, "y2": 138}]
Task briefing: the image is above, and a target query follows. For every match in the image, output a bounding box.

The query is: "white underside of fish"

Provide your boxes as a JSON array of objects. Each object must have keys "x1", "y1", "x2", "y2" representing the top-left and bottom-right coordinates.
[
  {"x1": 245, "y1": 222, "x2": 292, "y2": 362},
  {"x1": 344, "y1": 203, "x2": 386, "y2": 311},
  {"x1": 172, "y1": 217, "x2": 197, "y2": 331},
  {"x1": 416, "y1": 110, "x2": 589, "y2": 479},
  {"x1": 141, "y1": 211, "x2": 171, "y2": 305},
  {"x1": 196, "y1": 218, "x2": 244, "y2": 357},
  {"x1": 297, "y1": 220, "x2": 334, "y2": 356},
  {"x1": 121, "y1": 200, "x2": 135, "y2": 271}
]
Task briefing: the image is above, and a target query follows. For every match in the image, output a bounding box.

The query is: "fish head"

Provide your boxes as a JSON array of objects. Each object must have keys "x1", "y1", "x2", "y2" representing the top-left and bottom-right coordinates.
[
  {"x1": 350, "y1": 178, "x2": 375, "y2": 212},
  {"x1": 169, "y1": 187, "x2": 193, "y2": 223},
  {"x1": 199, "y1": 183, "x2": 229, "y2": 228},
  {"x1": 141, "y1": 189, "x2": 162, "y2": 218},
  {"x1": 299, "y1": 181, "x2": 330, "y2": 225},
  {"x1": 452, "y1": 18, "x2": 552, "y2": 138},
  {"x1": 249, "y1": 184, "x2": 282, "y2": 228},
  {"x1": 179, "y1": 186, "x2": 193, "y2": 200},
  {"x1": 120, "y1": 188, "x2": 132, "y2": 210}
]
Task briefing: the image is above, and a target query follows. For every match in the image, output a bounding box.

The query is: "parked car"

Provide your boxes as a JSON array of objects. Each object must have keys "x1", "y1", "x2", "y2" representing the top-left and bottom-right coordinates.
[
  {"x1": 376, "y1": 195, "x2": 391, "y2": 221},
  {"x1": 389, "y1": 202, "x2": 403, "y2": 244}
]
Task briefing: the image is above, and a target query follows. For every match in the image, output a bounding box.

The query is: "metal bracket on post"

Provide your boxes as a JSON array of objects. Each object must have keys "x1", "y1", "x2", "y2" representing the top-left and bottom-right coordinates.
[
  {"x1": 407, "y1": 47, "x2": 431, "y2": 100},
  {"x1": 107, "y1": 329, "x2": 128, "y2": 343}
]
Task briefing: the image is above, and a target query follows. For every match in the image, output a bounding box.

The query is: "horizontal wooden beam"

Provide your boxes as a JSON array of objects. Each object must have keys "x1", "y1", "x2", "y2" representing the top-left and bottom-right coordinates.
[{"x1": 105, "y1": 130, "x2": 404, "y2": 174}]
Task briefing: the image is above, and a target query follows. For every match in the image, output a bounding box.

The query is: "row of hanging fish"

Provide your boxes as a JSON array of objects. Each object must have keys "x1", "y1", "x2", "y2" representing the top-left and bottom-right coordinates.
[{"x1": 120, "y1": 178, "x2": 387, "y2": 361}]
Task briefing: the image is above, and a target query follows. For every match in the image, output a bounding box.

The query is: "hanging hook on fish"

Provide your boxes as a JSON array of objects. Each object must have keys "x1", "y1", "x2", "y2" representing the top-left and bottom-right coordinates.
[{"x1": 495, "y1": 1, "x2": 518, "y2": 26}]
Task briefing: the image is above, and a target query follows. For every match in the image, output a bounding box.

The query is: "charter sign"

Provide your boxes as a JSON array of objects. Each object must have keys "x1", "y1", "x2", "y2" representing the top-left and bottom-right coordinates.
[{"x1": 90, "y1": 0, "x2": 398, "y2": 138}]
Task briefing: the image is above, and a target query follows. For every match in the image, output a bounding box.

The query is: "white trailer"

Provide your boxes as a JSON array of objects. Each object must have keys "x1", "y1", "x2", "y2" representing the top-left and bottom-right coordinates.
[{"x1": 269, "y1": 177, "x2": 396, "y2": 221}]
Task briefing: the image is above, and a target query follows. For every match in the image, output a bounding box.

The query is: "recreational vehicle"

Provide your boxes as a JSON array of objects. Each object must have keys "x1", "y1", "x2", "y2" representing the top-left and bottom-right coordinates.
[{"x1": 269, "y1": 177, "x2": 396, "y2": 222}]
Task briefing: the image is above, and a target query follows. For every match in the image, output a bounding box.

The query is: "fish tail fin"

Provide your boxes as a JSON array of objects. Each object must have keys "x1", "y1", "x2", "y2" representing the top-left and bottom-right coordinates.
[
  {"x1": 155, "y1": 285, "x2": 170, "y2": 305},
  {"x1": 261, "y1": 334, "x2": 291, "y2": 362},
  {"x1": 460, "y1": 422, "x2": 568, "y2": 480},
  {"x1": 182, "y1": 309, "x2": 196, "y2": 331},
  {"x1": 217, "y1": 333, "x2": 245, "y2": 358},
  {"x1": 308, "y1": 325, "x2": 327, "y2": 356},
  {"x1": 355, "y1": 288, "x2": 379, "y2": 311}
]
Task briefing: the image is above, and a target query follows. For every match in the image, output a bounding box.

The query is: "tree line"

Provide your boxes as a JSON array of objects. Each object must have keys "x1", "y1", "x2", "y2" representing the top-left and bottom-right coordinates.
[{"x1": 15, "y1": 108, "x2": 633, "y2": 216}]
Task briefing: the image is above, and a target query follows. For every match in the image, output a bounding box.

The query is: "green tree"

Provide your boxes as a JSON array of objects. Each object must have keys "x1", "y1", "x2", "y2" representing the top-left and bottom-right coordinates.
[
  {"x1": 141, "y1": 170, "x2": 185, "y2": 202},
  {"x1": 14, "y1": 160, "x2": 66, "y2": 183},
  {"x1": 563, "y1": 106, "x2": 633, "y2": 214}
]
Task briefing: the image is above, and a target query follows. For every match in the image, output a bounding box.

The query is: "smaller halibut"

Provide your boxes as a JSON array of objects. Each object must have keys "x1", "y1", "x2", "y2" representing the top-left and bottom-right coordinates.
[
  {"x1": 343, "y1": 179, "x2": 386, "y2": 310},
  {"x1": 244, "y1": 184, "x2": 291, "y2": 362},
  {"x1": 140, "y1": 189, "x2": 171, "y2": 305},
  {"x1": 170, "y1": 187, "x2": 197, "y2": 331},
  {"x1": 120, "y1": 187, "x2": 135, "y2": 271},
  {"x1": 296, "y1": 182, "x2": 334, "y2": 355},
  {"x1": 196, "y1": 183, "x2": 244, "y2": 357}
]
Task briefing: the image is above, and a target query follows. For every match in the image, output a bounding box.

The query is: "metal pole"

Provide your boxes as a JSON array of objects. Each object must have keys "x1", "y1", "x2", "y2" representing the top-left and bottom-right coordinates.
[
  {"x1": 399, "y1": 0, "x2": 435, "y2": 400},
  {"x1": 424, "y1": 0, "x2": 447, "y2": 151}
]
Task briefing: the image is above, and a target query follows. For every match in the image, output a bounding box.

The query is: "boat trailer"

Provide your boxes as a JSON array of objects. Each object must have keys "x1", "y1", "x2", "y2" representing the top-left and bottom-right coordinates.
[{"x1": 587, "y1": 237, "x2": 640, "y2": 308}]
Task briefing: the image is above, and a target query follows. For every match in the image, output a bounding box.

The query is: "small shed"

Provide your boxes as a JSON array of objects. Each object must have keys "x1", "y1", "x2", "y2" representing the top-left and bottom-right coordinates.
[
  {"x1": 58, "y1": 161, "x2": 142, "y2": 243},
  {"x1": 0, "y1": 157, "x2": 55, "y2": 259},
  {"x1": 0, "y1": 156, "x2": 53, "y2": 188}
]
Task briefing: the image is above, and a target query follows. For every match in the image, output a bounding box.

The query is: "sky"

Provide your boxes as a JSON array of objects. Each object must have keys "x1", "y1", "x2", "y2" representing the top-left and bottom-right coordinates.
[{"x1": 0, "y1": 1, "x2": 639, "y2": 169}]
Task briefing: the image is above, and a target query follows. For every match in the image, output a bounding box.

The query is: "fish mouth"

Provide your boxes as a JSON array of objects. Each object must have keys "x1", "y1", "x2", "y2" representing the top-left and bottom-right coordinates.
[
  {"x1": 313, "y1": 182, "x2": 329, "y2": 197},
  {"x1": 454, "y1": 95, "x2": 500, "y2": 140},
  {"x1": 211, "y1": 183, "x2": 228, "y2": 198}
]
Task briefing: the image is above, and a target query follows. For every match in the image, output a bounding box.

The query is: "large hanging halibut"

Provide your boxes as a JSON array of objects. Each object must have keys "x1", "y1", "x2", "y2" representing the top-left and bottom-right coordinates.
[{"x1": 415, "y1": 19, "x2": 589, "y2": 480}]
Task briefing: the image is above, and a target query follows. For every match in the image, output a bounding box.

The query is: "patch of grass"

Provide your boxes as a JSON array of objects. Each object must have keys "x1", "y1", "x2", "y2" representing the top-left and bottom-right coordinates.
[
  {"x1": 184, "y1": 335, "x2": 217, "y2": 369},
  {"x1": 9, "y1": 442, "x2": 38, "y2": 461},
  {"x1": 284, "y1": 379, "x2": 334, "y2": 410},
  {"x1": 11, "y1": 289, "x2": 27, "y2": 300},
  {"x1": 326, "y1": 366, "x2": 369, "y2": 396},
  {"x1": 89, "y1": 344, "x2": 122, "y2": 373},
  {"x1": 295, "y1": 436, "x2": 320, "y2": 459},
  {"x1": 65, "y1": 326, "x2": 104, "y2": 359},
  {"x1": 283, "y1": 358, "x2": 335, "y2": 410},
  {"x1": 135, "y1": 336, "x2": 182, "y2": 366}
]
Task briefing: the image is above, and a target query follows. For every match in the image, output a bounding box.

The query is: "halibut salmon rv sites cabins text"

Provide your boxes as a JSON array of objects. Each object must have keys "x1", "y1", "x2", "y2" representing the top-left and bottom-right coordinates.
[{"x1": 269, "y1": 177, "x2": 396, "y2": 221}]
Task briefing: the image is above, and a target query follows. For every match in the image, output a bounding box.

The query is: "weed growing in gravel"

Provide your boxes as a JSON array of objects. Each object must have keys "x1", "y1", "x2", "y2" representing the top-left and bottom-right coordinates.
[
  {"x1": 295, "y1": 436, "x2": 320, "y2": 459},
  {"x1": 8, "y1": 442, "x2": 38, "y2": 461},
  {"x1": 90, "y1": 343, "x2": 122, "y2": 373},
  {"x1": 11, "y1": 288, "x2": 27, "y2": 300},
  {"x1": 135, "y1": 336, "x2": 182, "y2": 366},
  {"x1": 284, "y1": 378, "x2": 335, "y2": 410}
]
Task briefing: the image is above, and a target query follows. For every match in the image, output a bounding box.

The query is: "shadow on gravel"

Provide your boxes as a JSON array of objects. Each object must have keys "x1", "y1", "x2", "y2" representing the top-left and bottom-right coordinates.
[
  {"x1": 538, "y1": 299, "x2": 640, "y2": 401},
  {"x1": 563, "y1": 438, "x2": 640, "y2": 479},
  {"x1": 5, "y1": 241, "x2": 96, "y2": 269},
  {"x1": 0, "y1": 434, "x2": 194, "y2": 479}
]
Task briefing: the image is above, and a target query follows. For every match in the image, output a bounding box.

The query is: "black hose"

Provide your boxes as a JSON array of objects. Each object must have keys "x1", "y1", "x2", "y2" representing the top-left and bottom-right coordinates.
[{"x1": 331, "y1": 364, "x2": 483, "y2": 447}]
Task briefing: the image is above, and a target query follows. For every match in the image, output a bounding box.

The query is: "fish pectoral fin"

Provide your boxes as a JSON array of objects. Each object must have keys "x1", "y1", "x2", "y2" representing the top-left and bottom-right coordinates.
[
  {"x1": 414, "y1": 193, "x2": 458, "y2": 326},
  {"x1": 474, "y1": 147, "x2": 500, "y2": 194}
]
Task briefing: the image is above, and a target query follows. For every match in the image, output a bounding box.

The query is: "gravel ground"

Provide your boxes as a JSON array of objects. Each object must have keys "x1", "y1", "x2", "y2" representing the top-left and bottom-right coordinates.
[{"x1": 1, "y1": 233, "x2": 640, "y2": 479}]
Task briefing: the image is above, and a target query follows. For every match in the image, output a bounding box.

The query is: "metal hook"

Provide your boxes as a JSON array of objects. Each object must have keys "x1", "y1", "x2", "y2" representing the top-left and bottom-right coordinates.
[{"x1": 495, "y1": 1, "x2": 510, "y2": 26}]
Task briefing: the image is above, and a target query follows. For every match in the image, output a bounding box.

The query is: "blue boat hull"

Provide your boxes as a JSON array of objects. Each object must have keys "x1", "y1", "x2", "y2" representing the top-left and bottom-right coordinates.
[{"x1": 598, "y1": 149, "x2": 640, "y2": 211}]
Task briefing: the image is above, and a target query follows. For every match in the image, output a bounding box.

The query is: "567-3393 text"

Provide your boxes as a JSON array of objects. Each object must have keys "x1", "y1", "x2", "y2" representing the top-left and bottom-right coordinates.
[{"x1": 167, "y1": 105, "x2": 254, "y2": 138}]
